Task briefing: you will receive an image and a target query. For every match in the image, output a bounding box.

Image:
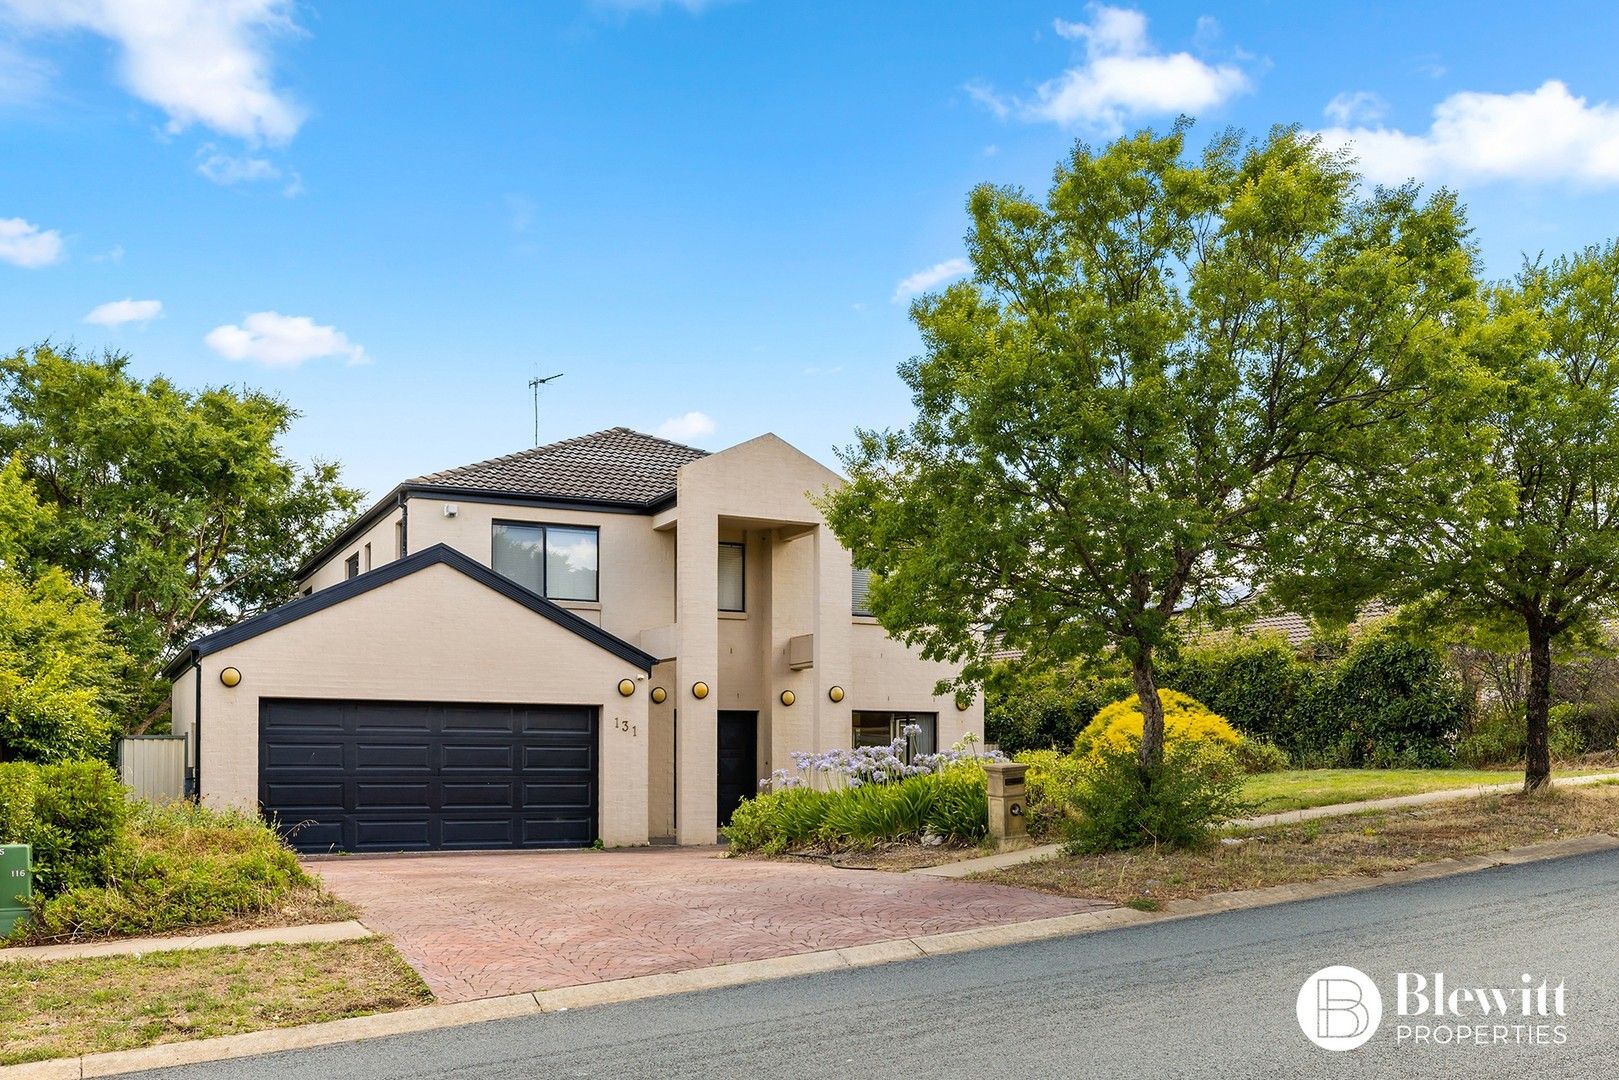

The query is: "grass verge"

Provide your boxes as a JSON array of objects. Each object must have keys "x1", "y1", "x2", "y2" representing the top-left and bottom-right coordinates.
[
  {"x1": 984, "y1": 783, "x2": 1619, "y2": 907},
  {"x1": 1238, "y1": 766, "x2": 1607, "y2": 813},
  {"x1": 0, "y1": 938, "x2": 432, "y2": 1066}
]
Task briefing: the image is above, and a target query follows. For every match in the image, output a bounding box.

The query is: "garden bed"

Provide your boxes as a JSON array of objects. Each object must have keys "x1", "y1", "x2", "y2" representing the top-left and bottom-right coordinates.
[
  {"x1": 982, "y1": 782, "x2": 1619, "y2": 908},
  {"x1": 0, "y1": 938, "x2": 431, "y2": 1066}
]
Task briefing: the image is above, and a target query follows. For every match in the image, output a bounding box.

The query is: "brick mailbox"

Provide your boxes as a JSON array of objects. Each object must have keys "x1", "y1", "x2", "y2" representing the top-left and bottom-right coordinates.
[
  {"x1": 0, "y1": 843, "x2": 30, "y2": 938},
  {"x1": 983, "y1": 761, "x2": 1029, "y2": 845}
]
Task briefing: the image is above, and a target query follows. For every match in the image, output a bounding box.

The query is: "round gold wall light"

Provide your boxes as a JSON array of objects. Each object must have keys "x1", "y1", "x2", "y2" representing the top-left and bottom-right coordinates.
[
  {"x1": 780, "y1": 690, "x2": 796, "y2": 707},
  {"x1": 651, "y1": 686, "x2": 668, "y2": 705},
  {"x1": 692, "y1": 681, "x2": 710, "y2": 700},
  {"x1": 617, "y1": 679, "x2": 636, "y2": 697},
  {"x1": 219, "y1": 667, "x2": 242, "y2": 688},
  {"x1": 828, "y1": 685, "x2": 845, "y2": 703}
]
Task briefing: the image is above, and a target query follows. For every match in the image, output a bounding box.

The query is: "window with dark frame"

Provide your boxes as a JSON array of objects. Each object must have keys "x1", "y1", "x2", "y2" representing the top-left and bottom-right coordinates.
[
  {"x1": 851, "y1": 711, "x2": 938, "y2": 761},
  {"x1": 344, "y1": 552, "x2": 360, "y2": 580},
  {"x1": 718, "y1": 542, "x2": 745, "y2": 612},
  {"x1": 363, "y1": 542, "x2": 372, "y2": 571},
  {"x1": 490, "y1": 521, "x2": 600, "y2": 602}
]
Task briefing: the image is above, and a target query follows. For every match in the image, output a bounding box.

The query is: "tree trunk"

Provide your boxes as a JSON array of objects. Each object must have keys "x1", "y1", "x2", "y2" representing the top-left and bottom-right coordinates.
[
  {"x1": 1133, "y1": 650, "x2": 1165, "y2": 771},
  {"x1": 1524, "y1": 624, "x2": 1553, "y2": 794}
]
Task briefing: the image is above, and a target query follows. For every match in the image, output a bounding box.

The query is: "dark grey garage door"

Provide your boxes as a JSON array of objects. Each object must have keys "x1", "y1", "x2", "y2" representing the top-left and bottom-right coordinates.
[{"x1": 259, "y1": 699, "x2": 597, "y2": 853}]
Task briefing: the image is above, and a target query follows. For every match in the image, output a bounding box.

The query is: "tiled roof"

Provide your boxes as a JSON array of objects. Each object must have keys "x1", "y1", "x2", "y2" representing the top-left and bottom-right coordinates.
[{"x1": 411, "y1": 427, "x2": 709, "y2": 506}]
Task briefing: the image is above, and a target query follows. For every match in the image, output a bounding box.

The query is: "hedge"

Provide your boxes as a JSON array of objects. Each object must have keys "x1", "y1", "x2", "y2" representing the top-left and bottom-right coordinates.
[{"x1": 0, "y1": 759, "x2": 128, "y2": 895}]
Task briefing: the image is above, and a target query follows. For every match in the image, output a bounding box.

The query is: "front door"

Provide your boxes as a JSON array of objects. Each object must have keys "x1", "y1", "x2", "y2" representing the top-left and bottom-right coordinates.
[{"x1": 716, "y1": 710, "x2": 758, "y2": 828}]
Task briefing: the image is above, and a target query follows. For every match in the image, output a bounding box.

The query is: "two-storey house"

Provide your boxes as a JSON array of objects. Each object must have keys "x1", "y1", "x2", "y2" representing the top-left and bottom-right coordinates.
[{"x1": 166, "y1": 428, "x2": 981, "y2": 851}]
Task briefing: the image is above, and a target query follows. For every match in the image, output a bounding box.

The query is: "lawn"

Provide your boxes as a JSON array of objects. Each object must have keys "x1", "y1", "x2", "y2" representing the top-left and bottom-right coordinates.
[
  {"x1": 984, "y1": 782, "x2": 1619, "y2": 909},
  {"x1": 0, "y1": 938, "x2": 432, "y2": 1066},
  {"x1": 1239, "y1": 767, "x2": 1593, "y2": 813}
]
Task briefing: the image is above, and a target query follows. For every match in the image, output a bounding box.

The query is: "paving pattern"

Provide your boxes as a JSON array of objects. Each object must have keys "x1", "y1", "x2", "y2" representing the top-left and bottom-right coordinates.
[{"x1": 311, "y1": 847, "x2": 1106, "y2": 1002}]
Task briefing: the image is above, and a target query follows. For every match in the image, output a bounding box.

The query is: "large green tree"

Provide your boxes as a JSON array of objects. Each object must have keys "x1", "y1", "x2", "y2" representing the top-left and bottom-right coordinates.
[
  {"x1": 0, "y1": 344, "x2": 362, "y2": 721},
  {"x1": 822, "y1": 125, "x2": 1482, "y2": 772},
  {"x1": 1365, "y1": 244, "x2": 1619, "y2": 790}
]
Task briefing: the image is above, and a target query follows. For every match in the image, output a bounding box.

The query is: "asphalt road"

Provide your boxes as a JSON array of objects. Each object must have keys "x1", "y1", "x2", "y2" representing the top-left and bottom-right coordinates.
[{"x1": 133, "y1": 849, "x2": 1619, "y2": 1080}]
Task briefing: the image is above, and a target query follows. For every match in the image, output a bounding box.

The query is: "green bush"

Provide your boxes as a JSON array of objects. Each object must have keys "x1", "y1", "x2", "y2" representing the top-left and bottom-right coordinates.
[
  {"x1": 1232, "y1": 737, "x2": 1290, "y2": 774},
  {"x1": 1016, "y1": 749, "x2": 1086, "y2": 838},
  {"x1": 1064, "y1": 742, "x2": 1250, "y2": 852},
  {"x1": 0, "y1": 759, "x2": 128, "y2": 894},
  {"x1": 984, "y1": 660, "x2": 1132, "y2": 754},
  {"x1": 16, "y1": 800, "x2": 319, "y2": 943},
  {"x1": 725, "y1": 767, "x2": 989, "y2": 853},
  {"x1": 1161, "y1": 635, "x2": 1305, "y2": 745}
]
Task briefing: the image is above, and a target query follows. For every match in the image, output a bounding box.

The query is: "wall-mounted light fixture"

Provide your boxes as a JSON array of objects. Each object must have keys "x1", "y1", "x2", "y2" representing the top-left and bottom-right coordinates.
[
  {"x1": 692, "y1": 681, "x2": 710, "y2": 700},
  {"x1": 219, "y1": 667, "x2": 242, "y2": 688},
  {"x1": 827, "y1": 685, "x2": 845, "y2": 703},
  {"x1": 651, "y1": 686, "x2": 668, "y2": 705},
  {"x1": 617, "y1": 679, "x2": 636, "y2": 697},
  {"x1": 780, "y1": 690, "x2": 796, "y2": 707}
]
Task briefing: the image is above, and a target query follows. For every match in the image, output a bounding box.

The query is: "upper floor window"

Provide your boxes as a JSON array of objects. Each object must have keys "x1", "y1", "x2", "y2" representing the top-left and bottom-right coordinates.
[
  {"x1": 344, "y1": 552, "x2": 360, "y2": 580},
  {"x1": 851, "y1": 566, "x2": 873, "y2": 617},
  {"x1": 491, "y1": 522, "x2": 599, "y2": 602},
  {"x1": 718, "y1": 542, "x2": 745, "y2": 612}
]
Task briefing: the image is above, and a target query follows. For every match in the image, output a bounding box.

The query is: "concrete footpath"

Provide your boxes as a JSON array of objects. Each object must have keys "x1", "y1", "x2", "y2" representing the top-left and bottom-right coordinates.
[
  {"x1": 0, "y1": 921, "x2": 372, "y2": 965},
  {"x1": 912, "y1": 769, "x2": 1619, "y2": 879}
]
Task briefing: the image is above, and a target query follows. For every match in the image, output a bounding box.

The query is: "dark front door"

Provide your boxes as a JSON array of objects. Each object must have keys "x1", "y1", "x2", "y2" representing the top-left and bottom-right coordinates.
[
  {"x1": 259, "y1": 698, "x2": 597, "y2": 853},
  {"x1": 716, "y1": 710, "x2": 757, "y2": 827}
]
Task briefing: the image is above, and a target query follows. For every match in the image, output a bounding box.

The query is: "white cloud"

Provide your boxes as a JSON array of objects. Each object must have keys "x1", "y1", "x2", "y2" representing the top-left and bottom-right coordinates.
[
  {"x1": 0, "y1": 0, "x2": 305, "y2": 143},
  {"x1": 893, "y1": 257, "x2": 969, "y2": 302},
  {"x1": 1323, "y1": 90, "x2": 1387, "y2": 127},
  {"x1": 205, "y1": 311, "x2": 368, "y2": 367},
  {"x1": 84, "y1": 298, "x2": 161, "y2": 326},
  {"x1": 590, "y1": 0, "x2": 722, "y2": 13},
  {"x1": 196, "y1": 149, "x2": 279, "y2": 184},
  {"x1": 1318, "y1": 80, "x2": 1619, "y2": 187},
  {"x1": 0, "y1": 216, "x2": 63, "y2": 267},
  {"x1": 654, "y1": 411, "x2": 716, "y2": 442},
  {"x1": 972, "y1": 6, "x2": 1250, "y2": 131}
]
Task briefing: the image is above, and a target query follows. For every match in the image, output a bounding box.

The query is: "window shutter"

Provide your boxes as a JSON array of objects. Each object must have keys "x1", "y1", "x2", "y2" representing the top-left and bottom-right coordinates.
[{"x1": 851, "y1": 566, "x2": 873, "y2": 617}]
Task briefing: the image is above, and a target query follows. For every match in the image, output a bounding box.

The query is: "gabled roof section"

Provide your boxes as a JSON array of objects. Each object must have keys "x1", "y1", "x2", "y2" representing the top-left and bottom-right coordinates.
[
  {"x1": 412, "y1": 427, "x2": 709, "y2": 506},
  {"x1": 167, "y1": 543, "x2": 656, "y2": 678}
]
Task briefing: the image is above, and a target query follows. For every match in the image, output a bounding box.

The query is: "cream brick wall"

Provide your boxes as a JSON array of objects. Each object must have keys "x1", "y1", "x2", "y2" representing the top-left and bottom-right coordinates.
[
  {"x1": 301, "y1": 506, "x2": 402, "y2": 593},
  {"x1": 173, "y1": 562, "x2": 651, "y2": 846}
]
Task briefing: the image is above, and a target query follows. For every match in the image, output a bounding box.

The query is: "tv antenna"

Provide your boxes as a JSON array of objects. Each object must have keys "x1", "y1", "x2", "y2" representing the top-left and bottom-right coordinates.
[{"x1": 527, "y1": 372, "x2": 564, "y2": 446}]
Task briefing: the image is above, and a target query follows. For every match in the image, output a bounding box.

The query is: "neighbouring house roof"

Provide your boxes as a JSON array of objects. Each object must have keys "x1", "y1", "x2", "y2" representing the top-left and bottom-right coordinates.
[
  {"x1": 297, "y1": 427, "x2": 711, "y2": 582},
  {"x1": 411, "y1": 427, "x2": 710, "y2": 506},
  {"x1": 167, "y1": 543, "x2": 657, "y2": 679}
]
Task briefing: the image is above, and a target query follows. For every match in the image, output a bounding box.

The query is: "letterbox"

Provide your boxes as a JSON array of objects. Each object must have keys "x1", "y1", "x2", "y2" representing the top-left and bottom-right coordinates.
[
  {"x1": 983, "y1": 761, "x2": 1029, "y2": 845},
  {"x1": 0, "y1": 843, "x2": 30, "y2": 938}
]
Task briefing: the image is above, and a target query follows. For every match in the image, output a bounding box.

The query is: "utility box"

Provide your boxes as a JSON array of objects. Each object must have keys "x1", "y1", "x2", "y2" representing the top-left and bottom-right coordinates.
[
  {"x1": 0, "y1": 844, "x2": 31, "y2": 938},
  {"x1": 984, "y1": 761, "x2": 1029, "y2": 847}
]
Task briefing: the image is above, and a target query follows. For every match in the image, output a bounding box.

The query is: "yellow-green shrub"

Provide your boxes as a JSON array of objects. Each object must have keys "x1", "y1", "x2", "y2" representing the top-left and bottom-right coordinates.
[{"x1": 1074, "y1": 689, "x2": 1241, "y2": 762}]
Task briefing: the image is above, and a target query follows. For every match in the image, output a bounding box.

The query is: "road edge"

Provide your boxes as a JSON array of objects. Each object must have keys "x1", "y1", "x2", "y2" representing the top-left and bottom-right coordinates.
[{"x1": 6, "y1": 831, "x2": 1617, "y2": 1080}]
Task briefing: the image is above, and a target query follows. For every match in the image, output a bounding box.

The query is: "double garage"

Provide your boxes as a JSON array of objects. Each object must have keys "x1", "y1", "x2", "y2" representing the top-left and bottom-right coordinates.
[
  {"x1": 168, "y1": 546, "x2": 655, "y2": 853},
  {"x1": 260, "y1": 699, "x2": 597, "y2": 853}
]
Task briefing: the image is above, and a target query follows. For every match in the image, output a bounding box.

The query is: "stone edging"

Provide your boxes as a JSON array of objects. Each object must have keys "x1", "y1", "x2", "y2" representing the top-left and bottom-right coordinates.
[{"x1": 5, "y1": 832, "x2": 1616, "y2": 1080}]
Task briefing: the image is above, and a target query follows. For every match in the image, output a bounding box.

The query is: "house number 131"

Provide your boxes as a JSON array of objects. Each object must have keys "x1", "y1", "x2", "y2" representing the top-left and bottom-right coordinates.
[{"x1": 615, "y1": 718, "x2": 638, "y2": 737}]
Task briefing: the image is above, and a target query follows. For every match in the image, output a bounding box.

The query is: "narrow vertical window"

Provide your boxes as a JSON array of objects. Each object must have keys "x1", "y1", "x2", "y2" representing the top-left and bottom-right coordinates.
[
  {"x1": 851, "y1": 566, "x2": 873, "y2": 617},
  {"x1": 344, "y1": 552, "x2": 360, "y2": 580},
  {"x1": 718, "y1": 542, "x2": 745, "y2": 612}
]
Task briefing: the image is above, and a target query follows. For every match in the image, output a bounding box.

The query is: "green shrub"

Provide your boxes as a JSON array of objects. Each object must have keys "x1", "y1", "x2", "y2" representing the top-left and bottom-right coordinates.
[
  {"x1": 724, "y1": 767, "x2": 988, "y2": 852},
  {"x1": 984, "y1": 660, "x2": 1132, "y2": 754},
  {"x1": 17, "y1": 800, "x2": 318, "y2": 943},
  {"x1": 0, "y1": 759, "x2": 127, "y2": 895},
  {"x1": 1232, "y1": 737, "x2": 1290, "y2": 774},
  {"x1": 1455, "y1": 708, "x2": 1523, "y2": 767},
  {"x1": 1016, "y1": 749, "x2": 1086, "y2": 838},
  {"x1": 1160, "y1": 635, "x2": 1305, "y2": 745},
  {"x1": 1064, "y1": 742, "x2": 1250, "y2": 852}
]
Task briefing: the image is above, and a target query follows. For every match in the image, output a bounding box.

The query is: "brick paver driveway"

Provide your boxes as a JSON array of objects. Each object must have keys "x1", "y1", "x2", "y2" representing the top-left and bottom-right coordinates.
[{"x1": 311, "y1": 848, "x2": 1106, "y2": 1002}]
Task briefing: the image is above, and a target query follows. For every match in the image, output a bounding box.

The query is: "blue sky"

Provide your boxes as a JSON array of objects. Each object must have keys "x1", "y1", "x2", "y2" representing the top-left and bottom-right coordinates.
[{"x1": 3, "y1": 1, "x2": 1618, "y2": 500}]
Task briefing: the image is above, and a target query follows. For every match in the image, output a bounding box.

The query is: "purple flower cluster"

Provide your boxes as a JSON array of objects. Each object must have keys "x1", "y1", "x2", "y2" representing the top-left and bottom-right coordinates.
[{"x1": 758, "y1": 725, "x2": 1003, "y2": 791}]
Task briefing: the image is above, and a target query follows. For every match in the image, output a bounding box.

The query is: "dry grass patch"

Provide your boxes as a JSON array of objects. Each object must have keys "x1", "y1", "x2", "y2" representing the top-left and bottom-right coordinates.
[
  {"x1": 753, "y1": 839, "x2": 994, "y2": 871},
  {"x1": 0, "y1": 938, "x2": 432, "y2": 1066},
  {"x1": 985, "y1": 783, "x2": 1619, "y2": 907}
]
